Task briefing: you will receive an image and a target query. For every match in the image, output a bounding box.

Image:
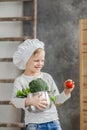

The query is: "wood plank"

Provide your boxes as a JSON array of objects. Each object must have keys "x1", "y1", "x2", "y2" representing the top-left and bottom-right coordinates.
[
  {"x1": 80, "y1": 89, "x2": 87, "y2": 93},
  {"x1": 0, "y1": 79, "x2": 14, "y2": 83},
  {"x1": 0, "y1": 101, "x2": 10, "y2": 105},
  {"x1": 0, "y1": 58, "x2": 12, "y2": 62},
  {"x1": 83, "y1": 124, "x2": 87, "y2": 130},
  {"x1": 80, "y1": 19, "x2": 87, "y2": 130},
  {"x1": 82, "y1": 103, "x2": 87, "y2": 109},
  {"x1": 83, "y1": 43, "x2": 87, "y2": 45},
  {"x1": 0, "y1": 36, "x2": 32, "y2": 41},
  {"x1": 83, "y1": 111, "x2": 87, "y2": 116},
  {"x1": 32, "y1": 0, "x2": 37, "y2": 38},
  {"x1": 0, "y1": 0, "x2": 32, "y2": 2},
  {"x1": 83, "y1": 121, "x2": 87, "y2": 123},
  {"x1": 81, "y1": 31, "x2": 87, "y2": 43},
  {"x1": 0, "y1": 122, "x2": 25, "y2": 128},
  {"x1": 83, "y1": 116, "x2": 87, "y2": 123},
  {"x1": 83, "y1": 74, "x2": 87, "y2": 77},
  {"x1": 0, "y1": 16, "x2": 33, "y2": 21},
  {"x1": 80, "y1": 19, "x2": 87, "y2": 24},
  {"x1": 83, "y1": 101, "x2": 87, "y2": 103}
]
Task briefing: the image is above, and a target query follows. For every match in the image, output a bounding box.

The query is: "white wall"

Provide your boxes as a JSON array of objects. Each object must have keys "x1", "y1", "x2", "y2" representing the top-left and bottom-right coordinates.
[{"x1": 0, "y1": 2, "x2": 23, "y2": 130}]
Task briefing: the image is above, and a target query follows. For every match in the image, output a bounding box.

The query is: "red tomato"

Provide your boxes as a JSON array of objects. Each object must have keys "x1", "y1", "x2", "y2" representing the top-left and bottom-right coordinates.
[{"x1": 65, "y1": 80, "x2": 74, "y2": 89}]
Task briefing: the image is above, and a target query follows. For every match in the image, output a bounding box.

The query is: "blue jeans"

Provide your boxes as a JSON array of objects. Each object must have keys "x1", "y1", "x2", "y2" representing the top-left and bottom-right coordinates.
[{"x1": 26, "y1": 120, "x2": 62, "y2": 130}]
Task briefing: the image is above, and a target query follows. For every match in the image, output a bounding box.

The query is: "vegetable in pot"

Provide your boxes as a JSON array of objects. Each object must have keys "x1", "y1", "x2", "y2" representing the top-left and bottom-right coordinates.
[
  {"x1": 29, "y1": 78, "x2": 49, "y2": 93},
  {"x1": 16, "y1": 87, "x2": 30, "y2": 97}
]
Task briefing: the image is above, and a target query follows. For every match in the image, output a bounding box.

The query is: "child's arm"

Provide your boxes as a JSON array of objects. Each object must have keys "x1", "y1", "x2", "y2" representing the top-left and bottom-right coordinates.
[
  {"x1": 11, "y1": 78, "x2": 48, "y2": 110},
  {"x1": 25, "y1": 94, "x2": 48, "y2": 110},
  {"x1": 54, "y1": 81, "x2": 75, "y2": 105},
  {"x1": 48, "y1": 75, "x2": 75, "y2": 105},
  {"x1": 11, "y1": 78, "x2": 27, "y2": 109}
]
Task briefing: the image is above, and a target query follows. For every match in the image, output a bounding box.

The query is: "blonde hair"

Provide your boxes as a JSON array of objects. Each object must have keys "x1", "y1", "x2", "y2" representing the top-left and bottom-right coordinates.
[{"x1": 33, "y1": 48, "x2": 44, "y2": 55}]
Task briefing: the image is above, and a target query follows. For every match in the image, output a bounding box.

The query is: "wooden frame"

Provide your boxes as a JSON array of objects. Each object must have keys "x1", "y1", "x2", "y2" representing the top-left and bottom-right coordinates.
[
  {"x1": 80, "y1": 19, "x2": 87, "y2": 130},
  {"x1": 0, "y1": 0, "x2": 37, "y2": 128}
]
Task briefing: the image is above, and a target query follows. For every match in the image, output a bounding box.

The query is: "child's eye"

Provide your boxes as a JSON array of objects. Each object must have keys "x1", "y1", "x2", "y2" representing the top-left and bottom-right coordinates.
[
  {"x1": 34, "y1": 60, "x2": 39, "y2": 62},
  {"x1": 34, "y1": 60, "x2": 45, "y2": 62}
]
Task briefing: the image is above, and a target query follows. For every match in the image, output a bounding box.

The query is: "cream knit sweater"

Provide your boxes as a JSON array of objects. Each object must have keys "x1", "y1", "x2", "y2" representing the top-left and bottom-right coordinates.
[{"x1": 11, "y1": 72, "x2": 71, "y2": 125}]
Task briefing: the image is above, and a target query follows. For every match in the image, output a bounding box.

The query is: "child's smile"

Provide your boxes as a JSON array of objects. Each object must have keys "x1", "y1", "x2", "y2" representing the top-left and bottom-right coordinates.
[{"x1": 24, "y1": 49, "x2": 45, "y2": 76}]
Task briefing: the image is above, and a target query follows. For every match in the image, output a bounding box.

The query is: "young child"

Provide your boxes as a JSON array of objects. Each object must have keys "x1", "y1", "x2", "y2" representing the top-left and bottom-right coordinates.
[{"x1": 11, "y1": 39, "x2": 75, "y2": 130}]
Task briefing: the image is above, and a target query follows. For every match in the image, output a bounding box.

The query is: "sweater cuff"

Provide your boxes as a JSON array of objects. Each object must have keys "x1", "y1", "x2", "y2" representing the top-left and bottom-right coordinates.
[
  {"x1": 11, "y1": 98, "x2": 26, "y2": 110},
  {"x1": 55, "y1": 91, "x2": 71, "y2": 105}
]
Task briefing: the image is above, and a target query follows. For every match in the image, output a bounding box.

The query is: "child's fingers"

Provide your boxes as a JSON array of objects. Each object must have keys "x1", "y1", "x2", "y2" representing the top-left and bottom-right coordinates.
[{"x1": 64, "y1": 79, "x2": 75, "y2": 89}]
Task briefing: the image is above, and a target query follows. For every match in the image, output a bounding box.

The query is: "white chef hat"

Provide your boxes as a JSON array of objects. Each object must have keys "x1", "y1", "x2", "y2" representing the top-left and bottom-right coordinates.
[{"x1": 13, "y1": 39, "x2": 45, "y2": 70}]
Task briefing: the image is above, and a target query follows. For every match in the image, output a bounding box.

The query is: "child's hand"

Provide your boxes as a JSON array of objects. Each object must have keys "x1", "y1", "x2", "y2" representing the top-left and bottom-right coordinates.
[
  {"x1": 64, "y1": 79, "x2": 75, "y2": 95},
  {"x1": 25, "y1": 93, "x2": 48, "y2": 110}
]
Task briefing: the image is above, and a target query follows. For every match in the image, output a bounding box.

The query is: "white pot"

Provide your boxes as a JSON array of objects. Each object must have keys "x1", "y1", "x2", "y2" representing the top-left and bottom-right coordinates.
[{"x1": 27, "y1": 91, "x2": 51, "y2": 112}]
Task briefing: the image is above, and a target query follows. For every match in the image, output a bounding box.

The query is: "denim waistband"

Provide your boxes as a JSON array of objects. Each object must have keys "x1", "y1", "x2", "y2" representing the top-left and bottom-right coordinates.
[{"x1": 26, "y1": 120, "x2": 62, "y2": 130}]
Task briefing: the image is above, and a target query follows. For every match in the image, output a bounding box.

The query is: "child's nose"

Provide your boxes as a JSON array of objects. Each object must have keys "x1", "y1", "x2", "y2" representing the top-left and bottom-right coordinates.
[{"x1": 38, "y1": 61, "x2": 43, "y2": 66}]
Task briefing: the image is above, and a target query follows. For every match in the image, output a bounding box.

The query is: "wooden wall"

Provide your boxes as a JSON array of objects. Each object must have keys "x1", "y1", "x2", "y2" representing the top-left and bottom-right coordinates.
[{"x1": 80, "y1": 19, "x2": 87, "y2": 130}]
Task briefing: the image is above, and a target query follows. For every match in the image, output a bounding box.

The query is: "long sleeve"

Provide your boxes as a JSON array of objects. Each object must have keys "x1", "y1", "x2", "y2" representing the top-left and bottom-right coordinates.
[
  {"x1": 47, "y1": 74, "x2": 71, "y2": 105},
  {"x1": 10, "y1": 72, "x2": 72, "y2": 124},
  {"x1": 55, "y1": 91, "x2": 71, "y2": 105},
  {"x1": 11, "y1": 77, "x2": 26, "y2": 110}
]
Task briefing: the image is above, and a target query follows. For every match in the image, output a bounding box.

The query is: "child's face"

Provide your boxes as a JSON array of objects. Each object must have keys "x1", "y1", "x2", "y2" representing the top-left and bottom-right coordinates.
[{"x1": 26, "y1": 49, "x2": 45, "y2": 75}]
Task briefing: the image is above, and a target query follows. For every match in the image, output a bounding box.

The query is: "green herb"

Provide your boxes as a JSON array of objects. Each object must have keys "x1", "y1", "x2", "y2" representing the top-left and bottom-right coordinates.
[
  {"x1": 16, "y1": 87, "x2": 30, "y2": 98},
  {"x1": 50, "y1": 95, "x2": 56, "y2": 103}
]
